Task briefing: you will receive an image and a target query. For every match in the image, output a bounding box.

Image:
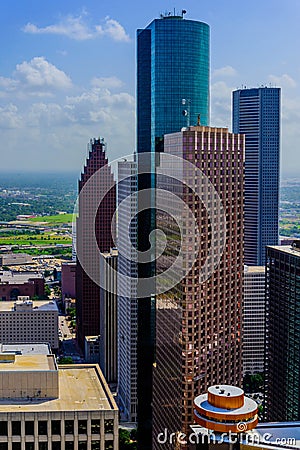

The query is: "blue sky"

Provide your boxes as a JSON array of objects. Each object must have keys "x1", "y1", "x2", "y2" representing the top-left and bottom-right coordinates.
[{"x1": 0, "y1": 0, "x2": 299, "y2": 175}]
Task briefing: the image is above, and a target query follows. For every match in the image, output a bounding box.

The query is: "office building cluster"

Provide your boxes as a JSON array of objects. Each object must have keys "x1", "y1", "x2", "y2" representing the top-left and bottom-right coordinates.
[
  {"x1": 3, "y1": 8, "x2": 300, "y2": 450},
  {"x1": 71, "y1": 9, "x2": 299, "y2": 450}
]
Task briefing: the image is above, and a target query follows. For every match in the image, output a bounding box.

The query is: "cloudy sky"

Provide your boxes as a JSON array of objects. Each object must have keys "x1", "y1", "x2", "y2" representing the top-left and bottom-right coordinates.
[{"x1": 0, "y1": 0, "x2": 299, "y2": 176}]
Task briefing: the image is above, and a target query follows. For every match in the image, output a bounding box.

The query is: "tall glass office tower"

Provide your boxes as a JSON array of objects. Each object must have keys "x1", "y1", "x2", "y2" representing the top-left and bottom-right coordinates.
[
  {"x1": 232, "y1": 87, "x2": 280, "y2": 266},
  {"x1": 137, "y1": 13, "x2": 210, "y2": 154},
  {"x1": 136, "y1": 13, "x2": 210, "y2": 449}
]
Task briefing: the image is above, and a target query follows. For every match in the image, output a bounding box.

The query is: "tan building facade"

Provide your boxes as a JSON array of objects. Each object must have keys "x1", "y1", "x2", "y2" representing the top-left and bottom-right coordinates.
[
  {"x1": 0, "y1": 354, "x2": 118, "y2": 450},
  {"x1": 0, "y1": 299, "x2": 59, "y2": 350}
]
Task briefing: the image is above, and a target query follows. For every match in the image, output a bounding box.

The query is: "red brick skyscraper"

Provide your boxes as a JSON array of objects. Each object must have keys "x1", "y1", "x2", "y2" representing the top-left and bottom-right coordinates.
[
  {"x1": 76, "y1": 138, "x2": 115, "y2": 349},
  {"x1": 153, "y1": 125, "x2": 244, "y2": 449}
]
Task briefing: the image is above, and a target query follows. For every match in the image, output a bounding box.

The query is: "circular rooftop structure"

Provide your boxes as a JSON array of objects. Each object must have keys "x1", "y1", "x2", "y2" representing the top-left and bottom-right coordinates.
[{"x1": 194, "y1": 384, "x2": 258, "y2": 433}]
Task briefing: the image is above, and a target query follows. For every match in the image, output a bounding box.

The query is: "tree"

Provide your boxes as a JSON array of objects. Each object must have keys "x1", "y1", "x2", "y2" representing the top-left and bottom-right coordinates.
[
  {"x1": 67, "y1": 307, "x2": 76, "y2": 320},
  {"x1": 58, "y1": 356, "x2": 73, "y2": 364},
  {"x1": 44, "y1": 284, "x2": 51, "y2": 298},
  {"x1": 243, "y1": 372, "x2": 264, "y2": 393},
  {"x1": 119, "y1": 428, "x2": 137, "y2": 450}
]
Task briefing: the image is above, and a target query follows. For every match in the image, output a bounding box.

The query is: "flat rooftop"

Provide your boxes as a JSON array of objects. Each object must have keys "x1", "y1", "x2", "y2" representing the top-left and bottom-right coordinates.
[
  {"x1": 244, "y1": 265, "x2": 265, "y2": 273},
  {"x1": 0, "y1": 343, "x2": 51, "y2": 355},
  {"x1": 0, "y1": 271, "x2": 43, "y2": 283},
  {"x1": 0, "y1": 364, "x2": 117, "y2": 412},
  {"x1": 0, "y1": 300, "x2": 58, "y2": 312},
  {"x1": 0, "y1": 354, "x2": 56, "y2": 371},
  {"x1": 85, "y1": 336, "x2": 100, "y2": 342},
  {"x1": 267, "y1": 245, "x2": 300, "y2": 258}
]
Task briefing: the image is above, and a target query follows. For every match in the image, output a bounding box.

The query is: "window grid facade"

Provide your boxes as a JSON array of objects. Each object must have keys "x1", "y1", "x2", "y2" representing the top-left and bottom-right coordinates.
[
  {"x1": 232, "y1": 87, "x2": 280, "y2": 266},
  {"x1": 265, "y1": 244, "x2": 300, "y2": 421},
  {"x1": 0, "y1": 300, "x2": 58, "y2": 349},
  {"x1": 153, "y1": 126, "x2": 244, "y2": 448},
  {"x1": 117, "y1": 161, "x2": 138, "y2": 423},
  {"x1": 76, "y1": 138, "x2": 116, "y2": 349},
  {"x1": 243, "y1": 266, "x2": 266, "y2": 375}
]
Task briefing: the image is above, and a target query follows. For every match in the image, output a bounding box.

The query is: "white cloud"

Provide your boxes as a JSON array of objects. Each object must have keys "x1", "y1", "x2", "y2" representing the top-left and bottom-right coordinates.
[
  {"x1": 27, "y1": 102, "x2": 70, "y2": 127},
  {"x1": 15, "y1": 57, "x2": 72, "y2": 90},
  {"x1": 0, "y1": 57, "x2": 72, "y2": 98},
  {"x1": 91, "y1": 76, "x2": 124, "y2": 89},
  {"x1": 211, "y1": 81, "x2": 233, "y2": 128},
  {"x1": 0, "y1": 104, "x2": 22, "y2": 129},
  {"x1": 23, "y1": 15, "x2": 94, "y2": 41},
  {"x1": 66, "y1": 87, "x2": 135, "y2": 124},
  {"x1": 268, "y1": 73, "x2": 297, "y2": 89},
  {"x1": 95, "y1": 17, "x2": 130, "y2": 42},
  {"x1": 23, "y1": 15, "x2": 130, "y2": 42},
  {"x1": 213, "y1": 66, "x2": 237, "y2": 78}
]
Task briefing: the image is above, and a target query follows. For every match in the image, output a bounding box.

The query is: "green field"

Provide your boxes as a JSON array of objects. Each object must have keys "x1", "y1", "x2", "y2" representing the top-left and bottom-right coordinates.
[
  {"x1": 0, "y1": 232, "x2": 72, "y2": 246},
  {"x1": 28, "y1": 213, "x2": 74, "y2": 225},
  {"x1": 279, "y1": 218, "x2": 300, "y2": 237}
]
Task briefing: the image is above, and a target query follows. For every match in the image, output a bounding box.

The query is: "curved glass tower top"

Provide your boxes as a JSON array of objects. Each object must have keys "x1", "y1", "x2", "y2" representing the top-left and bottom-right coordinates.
[{"x1": 137, "y1": 14, "x2": 210, "y2": 153}]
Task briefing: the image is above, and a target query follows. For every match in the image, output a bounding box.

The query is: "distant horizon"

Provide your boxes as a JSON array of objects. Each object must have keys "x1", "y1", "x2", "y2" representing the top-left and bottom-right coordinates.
[
  {"x1": 0, "y1": 168, "x2": 299, "y2": 178},
  {"x1": 0, "y1": 1, "x2": 299, "y2": 173}
]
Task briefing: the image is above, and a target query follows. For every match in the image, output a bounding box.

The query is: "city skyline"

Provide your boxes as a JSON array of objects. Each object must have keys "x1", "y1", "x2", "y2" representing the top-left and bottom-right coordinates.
[{"x1": 0, "y1": 0, "x2": 299, "y2": 175}]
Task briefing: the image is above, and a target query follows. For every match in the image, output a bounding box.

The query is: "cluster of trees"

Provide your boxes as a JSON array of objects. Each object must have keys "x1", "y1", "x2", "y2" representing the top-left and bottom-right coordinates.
[
  {"x1": 243, "y1": 373, "x2": 264, "y2": 393},
  {"x1": 67, "y1": 307, "x2": 76, "y2": 330},
  {"x1": 0, "y1": 173, "x2": 76, "y2": 222},
  {"x1": 0, "y1": 229, "x2": 40, "y2": 237},
  {"x1": 119, "y1": 429, "x2": 137, "y2": 450},
  {"x1": 12, "y1": 247, "x2": 72, "y2": 258}
]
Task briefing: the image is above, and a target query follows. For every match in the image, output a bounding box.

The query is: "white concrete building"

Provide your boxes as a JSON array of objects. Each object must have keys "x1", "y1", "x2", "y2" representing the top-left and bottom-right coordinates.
[
  {"x1": 243, "y1": 266, "x2": 266, "y2": 374},
  {"x1": 0, "y1": 353, "x2": 118, "y2": 450},
  {"x1": 0, "y1": 299, "x2": 59, "y2": 350}
]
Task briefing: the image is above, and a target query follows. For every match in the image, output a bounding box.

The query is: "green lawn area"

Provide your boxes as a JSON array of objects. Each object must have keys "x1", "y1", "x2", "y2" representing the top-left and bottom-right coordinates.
[
  {"x1": 279, "y1": 217, "x2": 300, "y2": 237},
  {"x1": 0, "y1": 232, "x2": 72, "y2": 246},
  {"x1": 28, "y1": 213, "x2": 74, "y2": 225}
]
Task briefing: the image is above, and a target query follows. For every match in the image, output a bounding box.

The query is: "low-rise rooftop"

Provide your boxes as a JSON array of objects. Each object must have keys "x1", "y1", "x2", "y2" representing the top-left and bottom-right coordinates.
[
  {"x1": 0, "y1": 343, "x2": 51, "y2": 355},
  {"x1": 0, "y1": 300, "x2": 58, "y2": 312},
  {"x1": 267, "y1": 244, "x2": 300, "y2": 258},
  {"x1": 0, "y1": 354, "x2": 56, "y2": 371},
  {"x1": 0, "y1": 362, "x2": 117, "y2": 413},
  {"x1": 0, "y1": 271, "x2": 43, "y2": 284}
]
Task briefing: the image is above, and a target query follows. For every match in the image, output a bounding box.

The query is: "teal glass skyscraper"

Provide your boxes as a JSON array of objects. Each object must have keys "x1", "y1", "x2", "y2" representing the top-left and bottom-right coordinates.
[
  {"x1": 137, "y1": 13, "x2": 210, "y2": 153},
  {"x1": 135, "y1": 13, "x2": 210, "y2": 450},
  {"x1": 233, "y1": 87, "x2": 280, "y2": 266}
]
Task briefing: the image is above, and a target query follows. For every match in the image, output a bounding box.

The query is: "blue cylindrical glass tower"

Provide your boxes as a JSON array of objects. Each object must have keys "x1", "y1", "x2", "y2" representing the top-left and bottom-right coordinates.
[{"x1": 137, "y1": 15, "x2": 210, "y2": 153}]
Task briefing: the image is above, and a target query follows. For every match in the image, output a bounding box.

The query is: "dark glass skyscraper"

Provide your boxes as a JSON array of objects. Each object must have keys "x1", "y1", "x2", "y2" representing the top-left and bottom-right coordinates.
[
  {"x1": 232, "y1": 87, "x2": 280, "y2": 266},
  {"x1": 137, "y1": 14, "x2": 210, "y2": 154},
  {"x1": 136, "y1": 13, "x2": 210, "y2": 449},
  {"x1": 265, "y1": 243, "x2": 300, "y2": 421}
]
